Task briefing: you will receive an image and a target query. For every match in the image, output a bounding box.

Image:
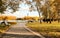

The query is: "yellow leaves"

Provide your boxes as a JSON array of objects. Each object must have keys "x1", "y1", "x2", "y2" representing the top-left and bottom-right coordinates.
[
  {"x1": 50, "y1": 5, "x2": 56, "y2": 12},
  {"x1": 56, "y1": 0, "x2": 60, "y2": 3},
  {"x1": 24, "y1": 16, "x2": 31, "y2": 20},
  {"x1": 24, "y1": 16, "x2": 39, "y2": 21},
  {"x1": 0, "y1": 15, "x2": 5, "y2": 20},
  {"x1": 49, "y1": 0, "x2": 55, "y2": 4},
  {"x1": 6, "y1": 16, "x2": 16, "y2": 20},
  {"x1": 0, "y1": 15, "x2": 16, "y2": 20}
]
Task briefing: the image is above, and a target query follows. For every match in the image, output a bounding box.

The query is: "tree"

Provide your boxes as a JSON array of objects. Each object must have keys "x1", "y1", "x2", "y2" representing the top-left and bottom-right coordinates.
[
  {"x1": 25, "y1": 0, "x2": 44, "y2": 23},
  {"x1": 0, "y1": 0, "x2": 6, "y2": 13},
  {"x1": 0, "y1": 0, "x2": 21, "y2": 25},
  {"x1": 0, "y1": 0, "x2": 20, "y2": 13},
  {"x1": 1, "y1": 0, "x2": 59, "y2": 23},
  {"x1": 20, "y1": 0, "x2": 60, "y2": 23},
  {"x1": 55, "y1": 0, "x2": 60, "y2": 22},
  {"x1": 40, "y1": 0, "x2": 58, "y2": 23},
  {"x1": 25, "y1": 0, "x2": 60, "y2": 23},
  {"x1": 44, "y1": 0, "x2": 54, "y2": 23}
]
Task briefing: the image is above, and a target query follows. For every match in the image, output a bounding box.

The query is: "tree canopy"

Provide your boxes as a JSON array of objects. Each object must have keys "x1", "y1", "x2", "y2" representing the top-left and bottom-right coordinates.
[
  {"x1": 0, "y1": 0, "x2": 20, "y2": 13},
  {"x1": 0, "y1": 0, "x2": 60, "y2": 20}
]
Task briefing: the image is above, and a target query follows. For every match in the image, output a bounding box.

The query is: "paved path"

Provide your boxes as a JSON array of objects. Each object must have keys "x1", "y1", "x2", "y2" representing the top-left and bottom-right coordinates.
[{"x1": 2, "y1": 22, "x2": 45, "y2": 38}]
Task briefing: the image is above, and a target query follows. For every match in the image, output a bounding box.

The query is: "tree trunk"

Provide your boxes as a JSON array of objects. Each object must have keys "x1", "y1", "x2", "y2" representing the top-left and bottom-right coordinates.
[
  {"x1": 50, "y1": 19, "x2": 51, "y2": 23},
  {"x1": 37, "y1": 6, "x2": 42, "y2": 23}
]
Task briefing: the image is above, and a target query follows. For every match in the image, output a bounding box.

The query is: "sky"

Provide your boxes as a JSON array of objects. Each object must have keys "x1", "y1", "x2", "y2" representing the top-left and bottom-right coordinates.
[
  {"x1": 4, "y1": 0, "x2": 45, "y2": 18},
  {"x1": 13, "y1": 2, "x2": 39, "y2": 18}
]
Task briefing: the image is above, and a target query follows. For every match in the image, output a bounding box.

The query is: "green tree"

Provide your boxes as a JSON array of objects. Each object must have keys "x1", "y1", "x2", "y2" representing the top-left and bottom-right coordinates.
[
  {"x1": 0, "y1": 0, "x2": 20, "y2": 13},
  {"x1": 0, "y1": 0, "x2": 6, "y2": 13}
]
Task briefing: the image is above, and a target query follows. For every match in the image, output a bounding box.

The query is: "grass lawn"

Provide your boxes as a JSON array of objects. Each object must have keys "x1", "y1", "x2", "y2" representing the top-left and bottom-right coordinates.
[
  {"x1": 0, "y1": 22, "x2": 17, "y2": 33},
  {"x1": 0, "y1": 24, "x2": 9, "y2": 33},
  {"x1": 26, "y1": 21, "x2": 60, "y2": 38}
]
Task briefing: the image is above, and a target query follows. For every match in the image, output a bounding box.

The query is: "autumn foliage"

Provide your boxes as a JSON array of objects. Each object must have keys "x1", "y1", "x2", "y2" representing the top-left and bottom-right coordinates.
[
  {"x1": 0, "y1": 15, "x2": 17, "y2": 24},
  {"x1": 23, "y1": 16, "x2": 39, "y2": 21},
  {"x1": 0, "y1": 15, "x2": 16, "y2": 20}
]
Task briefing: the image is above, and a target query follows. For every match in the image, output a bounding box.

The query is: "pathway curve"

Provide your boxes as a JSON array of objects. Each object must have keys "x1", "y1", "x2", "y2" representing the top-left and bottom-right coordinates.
[{"x1": 2, "y1": 22, "x2": 45, "y2": 38}]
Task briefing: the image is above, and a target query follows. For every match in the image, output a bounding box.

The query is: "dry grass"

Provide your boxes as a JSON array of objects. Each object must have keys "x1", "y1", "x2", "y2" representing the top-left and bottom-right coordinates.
[
  {"x1": 26, "y1": 21, "x2": 60, "y2": 38},
  {"x1": 0, "y1": 23, "x2": 17, "y2": 33},
  {"x1": 0, "y1": 24, "x2": 9, "y2": 33}
]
